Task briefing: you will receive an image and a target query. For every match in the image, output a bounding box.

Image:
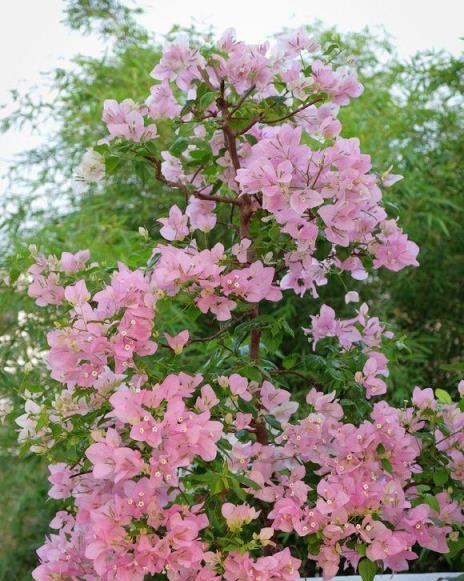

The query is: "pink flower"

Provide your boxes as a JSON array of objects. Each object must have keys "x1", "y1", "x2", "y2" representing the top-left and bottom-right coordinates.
[
  {"x1": 366, "y1": 525, "x2": 405, "y2": 561},
  {"x1": 158, "y1": 205, "x2": 189, "y2": 241},
  {"x1": 27, "y1": 29, "x2": 450, "y2": 581},
  {"x1": 316, "y1": 480, "x2": 350, "y2": 514},
  {"x1": 372, "y1": 224, "x2": 419, "y2": 272},
  {"x1": 103, "y1": 98, "x2": 157, "y2": 143},
  {"x1": 344, "y1": 291, "x2": 359, "y2": 304},
  {"x1": 235, "y1": 412, "x2": 253, "y2": 430},
  {"x1": 459, "y1": 380, "x2": 464, "y2": 397},
  {"x1": 228, "y1": 373, "x2": 252, "y2": 402},
  {"x1": 268, "y1": 497, "x2": 304, "y2": 532},
  {"x1": 305, "y1": 304, "x2": 338, "y2": 348},
  {"x1": 221, "y1": 261, "x2": 282, "y2": 303},
  {"x1": 231, "y1": 238, "x2": 251, "y2": 263},
  {"x1": 151, "y1": 36, "x2": 205, "y2": 91},
  {"x1": 195, "y1": 384, "x2": 220, "y2": 412},
  {"x1": 160, "y1": 151, "x2": 186, "y2": 183},
  {"x1": 261, "y1": 381, "x2": 298, "y2": 422},
  {"x1": 412, "y1": 386, "x2": 436, "y2": 410},
  {"x1": 28, "y1": 272, "x2": 65, "y2": 307},
  {"x1": 48, "y1": 464, "x2": 75, "y2": 499},
  {"x1": 85, "y1": 428, "x2": 144, "y2": 482},
  {"x1": 222, "y1": 503, "x2": 260, "y2": 531},
  {"x1": 146, "y1": 80, "x2": 181, "y2": 119},
  {"x1": 277, "y1": 27, "x2": 320, "y2": 56},
  {"x1": 186, "y1": 197, "x2": 217, "y2": 232},
  {"x1": 64, "y1": 280, "x2": 90, "y2": 306},
  {"x1": 381, "y1": 172, "x2": 404, "y2": 188},
  {"x1": 60, "y1": 249, "x2": 90, "y2": 273},
  {"x1": 164, "y1": 330, "x2": 189, "y2": 354}
]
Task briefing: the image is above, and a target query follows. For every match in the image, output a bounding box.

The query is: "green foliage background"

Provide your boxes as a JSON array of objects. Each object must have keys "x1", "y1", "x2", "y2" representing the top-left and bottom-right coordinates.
[{"x1": 0, "y1": 1, "x2": 462, "y2": 578}]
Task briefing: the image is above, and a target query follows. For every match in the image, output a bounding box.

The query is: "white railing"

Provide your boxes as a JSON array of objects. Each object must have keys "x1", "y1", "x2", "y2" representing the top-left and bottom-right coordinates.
[{"x1": 302, "y1": 574, "x2": 463, "y2": 581}]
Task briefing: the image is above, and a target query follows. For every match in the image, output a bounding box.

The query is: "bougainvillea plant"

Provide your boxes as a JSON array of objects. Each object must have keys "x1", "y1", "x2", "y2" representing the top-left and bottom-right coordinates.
[{"x1": 18, "y1": 28, "x2": 463, "y2": 580}]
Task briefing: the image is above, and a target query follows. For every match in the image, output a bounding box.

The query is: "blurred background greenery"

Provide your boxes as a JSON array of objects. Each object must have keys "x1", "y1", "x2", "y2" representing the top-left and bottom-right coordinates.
[{"x1": 0, "y1": 1, "x2": 462, "y2": 578}]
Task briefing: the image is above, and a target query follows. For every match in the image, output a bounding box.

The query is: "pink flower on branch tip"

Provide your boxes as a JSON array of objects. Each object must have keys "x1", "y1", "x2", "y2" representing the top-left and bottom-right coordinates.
[
  {"x1": 221, "y1": 503, "x2": 260, "y2": 532},
  {"x1": 227, "y1": 373, "x2": 252, "y2": 402},
  {"x1": 231, "y1": 238, "x2": 251, "y2": 263},
  {"x1": 164, "y1": 330, "x2": 189, "y2": 354},
  {"x1": 64, "y1": 280, "x2": 90, "y2": 306},
  {"x1": 60, "y1": 249, "x2": 90, "y2": 273},
  {"x1": 344, "y1": 291, "x2": 359, "y2": 304},
  {"x1": 158, "y1": 205, "x2": 189, "y2": 241}
]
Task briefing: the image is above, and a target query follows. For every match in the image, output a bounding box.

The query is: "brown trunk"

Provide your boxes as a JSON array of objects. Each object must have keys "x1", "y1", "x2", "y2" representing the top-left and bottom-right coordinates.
[
  {"x1": 238, "y1": 196, "x2": 261, "y2": 365},
  {"x1": 221, "y1": 101, "x2": 267, "y2": 443}
]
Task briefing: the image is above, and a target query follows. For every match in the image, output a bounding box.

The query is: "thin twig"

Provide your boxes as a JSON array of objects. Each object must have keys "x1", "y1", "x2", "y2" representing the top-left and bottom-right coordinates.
[
  {"x1": 236, "y1": 114, "x2": 264, "y2": 136},
  {"x1": 228, "y1": 84, "x2": 256, "y2": 118},
  {"x1": 311, "y1": 159, "x2": 325, "y2": 189},
  {"x1": 262, "y1": 96, "x2": 324, "y2": 125},
  {"x1": 189, "y1": 313, "x2": 248, "y2": 343},
  {"x1": 145, "y1": 156, "x2": 241, "y2": 206}
]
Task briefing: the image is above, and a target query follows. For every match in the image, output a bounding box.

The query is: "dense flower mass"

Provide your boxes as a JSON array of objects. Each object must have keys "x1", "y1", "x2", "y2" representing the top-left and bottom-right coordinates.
[{"x1": 15, "y1": 28, "x2": 462, "y2": 581}]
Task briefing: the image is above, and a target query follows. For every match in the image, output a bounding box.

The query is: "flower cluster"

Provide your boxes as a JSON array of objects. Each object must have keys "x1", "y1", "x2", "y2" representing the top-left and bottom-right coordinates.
[
  {"x1": 16, "y1": 27, "x2": 463, "y2": 581},
  {"x1": 27, "y1": 249, "x2": 90, "y2": 306},
  {"x1": 98, "y1": 28, "x2": 417, "y2": 299},
  {"x1": 47, "y1": 264, "x2": 157, "y2": 387},
  {"x1": 305, "y1": 299, "x2": 394, "y2": 398},
  {"x1": 31, "y1": 374, "x2": 463, "y2": 580},
  {"x1": 237, "y1": 131, "x2": 418, "y2": 296},
  {"x1": 152, "y1": 243, "x2": 281, "y2": 321}
]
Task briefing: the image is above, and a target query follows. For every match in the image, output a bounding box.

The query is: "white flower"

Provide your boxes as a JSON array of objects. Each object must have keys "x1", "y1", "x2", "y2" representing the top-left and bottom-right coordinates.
[
  {"x1": 344, "y1": 291, "x2": 360, "y2": 304},
  {"x1": 0, "y1": 397, "x2": 13, "y2": 423},
  {"x1": 138, "y1": 226, "x2": 149, "y2": 240},
  {"x1": 73, "y1": 148, "x2": 105, "y2": 193}
]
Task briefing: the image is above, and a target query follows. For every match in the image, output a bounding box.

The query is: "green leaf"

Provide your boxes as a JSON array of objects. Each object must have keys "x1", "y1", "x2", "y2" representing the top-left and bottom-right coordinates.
[
  {"x1": 189, "y1": 146, "x2": 212, "y2": 163},
  {"x1": 133, "y1": 160, "x2": 152, "y2": 183},
  {"x1": 265, "y1": 415, "x2": 283, "y2": 431},
  {"x1": 358, "y1": 558, "x2": 377, "y2": 581},
  {"x1": 240, "y1": 366, "x2": 262, "y2": 382},
  {"x1": 228, "y1": 116, "x2": 255, "y2": 132},
  {"x1": 448, "y1": 537, "x2": 464, "y2": 559},
  {"x1": 35, "y1": 410, "x2": 49, "y2": 432},
  {"x1": 262, "y1": 328, "x2": 282, "y2": 352},
  {"x1": 376, "y1": 443, "x2": 386, "y2": 455},
  {"x1": 233, "y1": 473, "x2": 260, "y2": 491},
  {"x1": 187, "y1": 471, "x2": 225, "y2": 495},
  {"x1": 229, "y1": 476, "x2": 247, "y2": 501},
  {"x1": 307, "y1": 533, "x2": 322, "y2": 555},
  {"x1": 324, "y1": 43, "x2": 340, "y2": 56},
  {"x1": 356, "y1": 543, "x2": 367, "y2": 556},
  {"x1": 170, "y1": 137, "x2": 189, "y2": 156},
  {"x1": 381, "y1": 458, "x2": 393, "y2": 474},
  {"x1": 180, "y1": 99, "x2": 195, "y2": 116},
  {"x1": 435, "y1": 388, "x2": 452, "y2": 404},
  {"x1": 441, "y1": 361, "x2": 464, "y2": 372},
  {"x1": 105, "y1": 156, "x2": 121, "y2": 173},
  {"x1": 415, "y1": 484, "x2": 431, "y2": 493},
  {"x1": 423, "y1": 494, "x2": 440, "y2": 513},
  {"x1": 245, "y1": 134, "x2": 258, "y2": 145},
  {"x1": 199, "y1": 91, "x2": 217, "y2": 110},
  {"x1": 433, "y1": 468, "x2": 449, "y2": 487},
  {"x1": 282, "y1": 355, "x2": 298, "y2": 369}
]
